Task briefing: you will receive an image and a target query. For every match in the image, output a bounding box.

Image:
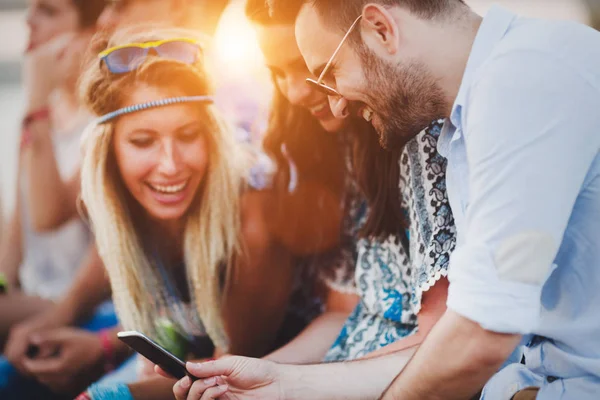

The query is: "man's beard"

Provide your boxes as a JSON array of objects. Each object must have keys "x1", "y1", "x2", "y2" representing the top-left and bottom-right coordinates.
[{"x1": 359, "y1": 47, "x2": 447, "y2": 150}]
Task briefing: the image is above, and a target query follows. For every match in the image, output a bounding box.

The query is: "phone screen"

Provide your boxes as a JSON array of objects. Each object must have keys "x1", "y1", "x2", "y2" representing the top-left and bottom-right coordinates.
[{"x1": 117, "y1": 331, "x2": 188, "y2": 379}]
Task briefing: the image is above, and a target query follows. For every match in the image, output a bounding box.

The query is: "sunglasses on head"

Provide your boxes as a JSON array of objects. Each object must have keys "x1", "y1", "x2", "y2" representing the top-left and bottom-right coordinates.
[{"x1": 98, "y1": 38, "x2": 202, "y2": 74}]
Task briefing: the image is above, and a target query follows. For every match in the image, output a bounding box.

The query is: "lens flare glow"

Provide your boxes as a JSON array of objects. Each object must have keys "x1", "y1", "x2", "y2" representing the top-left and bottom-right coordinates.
[{"x1": 212, "y1": 1, "x2": 265, "y2": 75}]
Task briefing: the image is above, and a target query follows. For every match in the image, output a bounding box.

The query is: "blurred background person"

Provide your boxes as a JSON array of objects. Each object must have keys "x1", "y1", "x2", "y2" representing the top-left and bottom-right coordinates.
[
  {"x1": 0, "y1": 1, "x2": 116, "y2": 400},
  {"x1": 2, "y1": 2, "x2": 263, "y2": 399},
  {"x1": 97, "y1": 0, "x2": 230, "y2": 36},
  {"x1": 0, "y1": 0, "x2": 103, "y2": 339}
]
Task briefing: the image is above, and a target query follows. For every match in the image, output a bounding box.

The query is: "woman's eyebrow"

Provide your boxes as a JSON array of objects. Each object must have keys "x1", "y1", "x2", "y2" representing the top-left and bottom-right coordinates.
[{"x1": 175, "y1": 121, "x2": 201, "y2": 132}]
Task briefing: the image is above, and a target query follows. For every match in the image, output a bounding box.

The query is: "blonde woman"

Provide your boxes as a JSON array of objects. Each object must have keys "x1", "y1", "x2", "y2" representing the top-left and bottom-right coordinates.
[{"x1": 76, "y1": 27, "x2": 296, "y2": 399}]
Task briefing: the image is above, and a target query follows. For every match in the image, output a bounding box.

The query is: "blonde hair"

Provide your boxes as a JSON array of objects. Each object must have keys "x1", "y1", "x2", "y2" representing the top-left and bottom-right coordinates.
[{"x1": 79, "y1": 26, "x2": 248, "y2": 350}]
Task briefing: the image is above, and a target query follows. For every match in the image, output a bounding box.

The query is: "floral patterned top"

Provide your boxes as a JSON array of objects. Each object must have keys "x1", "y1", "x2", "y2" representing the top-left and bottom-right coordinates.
[{"x1": 324, "y1": 120, "x2": 456, "y2": 362}]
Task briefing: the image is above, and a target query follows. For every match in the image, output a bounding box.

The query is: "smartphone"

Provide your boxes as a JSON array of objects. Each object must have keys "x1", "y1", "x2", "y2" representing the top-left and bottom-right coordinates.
[{"x1": 117, "y1": 330, "x2": 191, "y2": 380}]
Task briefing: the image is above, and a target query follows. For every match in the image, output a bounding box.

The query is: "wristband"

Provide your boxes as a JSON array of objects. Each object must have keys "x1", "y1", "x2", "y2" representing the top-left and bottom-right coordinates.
[
  {"x1": 20, "y1": 108, "x2": 50, "y2": 149},
  {"x1": 22, "y1": 107, "x2": 50, "y2": 128},
  {"x1": 98, "y1": 329, "x2": 116, "y2": 372}
]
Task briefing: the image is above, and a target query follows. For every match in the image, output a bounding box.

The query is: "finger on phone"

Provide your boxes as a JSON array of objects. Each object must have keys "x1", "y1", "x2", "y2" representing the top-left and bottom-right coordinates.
[
  {"x1": 173, "y1": 375, "x2": 218, "y2": 400},
  {"x1": 173, "y1": 376, "x2": 192, "y2": 400}
]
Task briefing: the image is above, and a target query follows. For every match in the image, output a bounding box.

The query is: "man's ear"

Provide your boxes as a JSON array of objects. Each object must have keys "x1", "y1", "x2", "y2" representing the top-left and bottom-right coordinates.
[{"x1": 360, "y1": 4, "x2": 401, "y2": 56}]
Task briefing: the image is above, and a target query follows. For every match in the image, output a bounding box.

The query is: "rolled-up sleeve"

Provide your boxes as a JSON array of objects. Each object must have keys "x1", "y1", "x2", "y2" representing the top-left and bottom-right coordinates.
[{"x1": 446, "y1": 50, "x2": 600, "y2": 334}]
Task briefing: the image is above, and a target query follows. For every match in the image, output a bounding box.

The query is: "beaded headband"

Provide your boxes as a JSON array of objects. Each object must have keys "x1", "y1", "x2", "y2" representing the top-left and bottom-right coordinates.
[{"x1": 96, "y1": 95, "x2": 214, "y2": 124}]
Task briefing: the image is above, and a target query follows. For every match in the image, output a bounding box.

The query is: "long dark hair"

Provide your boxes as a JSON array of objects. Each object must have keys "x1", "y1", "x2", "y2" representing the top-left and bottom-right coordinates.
[
  {"x1": 246, "y1": 0, "x2": 405, "y2": 244},
  {"x1": 261, "y1": 86, "x2": 348, "y2": 254},
  {"x1": 351, "y1": 120, "x2": 405, "y2": 238}
]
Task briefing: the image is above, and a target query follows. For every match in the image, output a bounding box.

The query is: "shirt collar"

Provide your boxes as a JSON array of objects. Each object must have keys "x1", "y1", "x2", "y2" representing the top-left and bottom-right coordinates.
[
  {"x1": 438, "y1": 5, "x2": 516, "y2": 159},
  {"x1": 450, "y1": 5, "x2": 517, "y2": 128}
]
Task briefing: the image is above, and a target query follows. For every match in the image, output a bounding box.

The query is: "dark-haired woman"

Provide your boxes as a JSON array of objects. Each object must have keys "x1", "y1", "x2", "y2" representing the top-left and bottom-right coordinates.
[
  {"x1": 244, "y1": 0, "x2": 400, "y2": 365},
  {"x1": 244, "y1": 0, "x2": 456, "y2": 364}
]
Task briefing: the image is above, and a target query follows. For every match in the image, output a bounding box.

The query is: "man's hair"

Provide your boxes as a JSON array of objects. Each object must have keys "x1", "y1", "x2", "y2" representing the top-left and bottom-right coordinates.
[{"x1": 269, "y1": 0, "x2": 465, "y2": 31}]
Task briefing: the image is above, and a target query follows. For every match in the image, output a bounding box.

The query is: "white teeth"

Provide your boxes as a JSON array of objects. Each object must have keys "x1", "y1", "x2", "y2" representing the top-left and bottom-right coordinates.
[
  {"x1": 362, "y1": 107, "x2": 373, "y2": 122},
  {"x1": 149, "y1": 181, "x2": 188, "y2": 194}
]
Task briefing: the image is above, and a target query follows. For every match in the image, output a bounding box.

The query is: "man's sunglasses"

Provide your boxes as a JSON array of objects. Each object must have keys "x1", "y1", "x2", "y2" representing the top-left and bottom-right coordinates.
[
  {"x1": 306, "y1": 15, "x2": 363, "y2": 97},
  {"x1": 98, "y1": 38, "x2": 202, "y2": 74}
]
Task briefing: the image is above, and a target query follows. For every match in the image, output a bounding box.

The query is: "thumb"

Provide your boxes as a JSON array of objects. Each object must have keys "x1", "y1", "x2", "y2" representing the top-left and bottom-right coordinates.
[{"x1": 186, "y1": 357, "x2": 239, "y2": 379}]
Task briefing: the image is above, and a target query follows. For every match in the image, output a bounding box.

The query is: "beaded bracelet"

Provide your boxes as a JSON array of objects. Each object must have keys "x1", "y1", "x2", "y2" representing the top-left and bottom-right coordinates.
[{"x1": 96, "y1": 95, "x2": 214, "y2": 124}]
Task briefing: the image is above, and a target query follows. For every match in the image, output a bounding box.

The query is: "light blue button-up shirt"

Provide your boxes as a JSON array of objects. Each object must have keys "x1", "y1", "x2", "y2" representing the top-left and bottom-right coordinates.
[{"x1": 439, "y1": 6, "x2": 600, "y2": 399}]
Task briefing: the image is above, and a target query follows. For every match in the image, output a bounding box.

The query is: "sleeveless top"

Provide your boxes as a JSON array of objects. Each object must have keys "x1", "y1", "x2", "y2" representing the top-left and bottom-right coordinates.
[{"x1": 19, "y1": 117, "x2": 91, "y2": 300}]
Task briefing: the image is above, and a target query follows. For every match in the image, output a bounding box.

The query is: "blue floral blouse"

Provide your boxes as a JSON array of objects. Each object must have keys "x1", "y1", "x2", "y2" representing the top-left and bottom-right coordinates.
[{"x1": 324, "y1": 120, "x2": 456, "y2": 362}]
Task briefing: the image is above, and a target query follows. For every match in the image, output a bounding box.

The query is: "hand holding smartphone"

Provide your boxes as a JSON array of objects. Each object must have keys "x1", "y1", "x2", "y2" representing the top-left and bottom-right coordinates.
[{"x1": 117, "y1": 331, "x2": 192, "y2": 380}]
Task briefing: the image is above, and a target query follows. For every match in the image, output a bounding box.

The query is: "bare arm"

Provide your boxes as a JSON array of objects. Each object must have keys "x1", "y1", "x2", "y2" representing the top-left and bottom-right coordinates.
[
  {"x1": 362, "y1": 278, "x2": 449, "y2": 360},
  {"x1": 221, "y1": 191, "x2": 295, "y2": 357},
  {"x1": 265, "y1": 312, "x2": 348, "y2": 364},
  {"x1": 52, "y1": 244, "x2": 111, "y2": 325},
  {"x1": 3, "y1": 244, "x2": 111, "y2": 368},
  {"x1": 381, "y1": 311, "x2": 521, "y2": 400},
  {"x1": 129, "y1": 376, "x2": 177, "y2": 400},
  {"x1": 0, "y1": 190, "x2": 24, "y2": 288},
  {"x1": 22, "y1": 120, "x2": 81, "y2": 232},
  {"x1": 21, "y1": 33, "x2": 82, "y2": 232},
  {"x1": 181, "y1": 346, "x2": 418, "y2": 400},
  {"x1": 265, "y1": 289, "x2": 359, "y2": 364}
]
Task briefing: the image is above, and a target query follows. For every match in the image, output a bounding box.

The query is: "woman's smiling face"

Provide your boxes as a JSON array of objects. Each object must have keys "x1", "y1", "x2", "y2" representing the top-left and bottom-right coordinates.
[
  {"x1": 113, "y1": 84, "x2": 210, "y2": 223},
  {"x1": 256, "y1": 23, "x2": 345, "y2": 134}
]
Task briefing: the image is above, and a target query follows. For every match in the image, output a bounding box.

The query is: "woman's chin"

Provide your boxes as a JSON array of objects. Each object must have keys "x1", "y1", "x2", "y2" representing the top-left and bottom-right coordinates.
[
  {"x1": 145, "y1": 208, "x2": 187, "y2": 224},
  {"x1": 319, "y1": 116, "x2": 345, "y2": 134}
]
